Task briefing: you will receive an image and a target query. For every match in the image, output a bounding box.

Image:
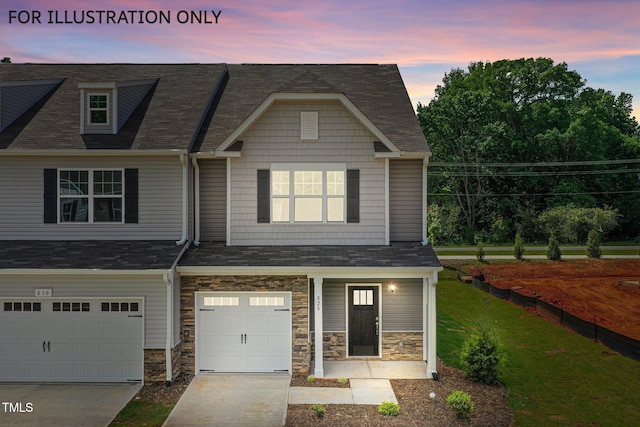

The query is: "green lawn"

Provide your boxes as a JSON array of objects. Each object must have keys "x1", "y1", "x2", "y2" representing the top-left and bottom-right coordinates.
[
  {"x1": 437, "y1": 267, "x2": 640, "y2": 427},
  {"x1": 110, "y1": 401, "x2": 174, "y2": 427}
]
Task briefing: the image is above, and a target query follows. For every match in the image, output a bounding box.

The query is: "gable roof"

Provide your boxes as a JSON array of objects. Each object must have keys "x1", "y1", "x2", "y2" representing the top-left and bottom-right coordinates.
[
  {"x1": 194, "y1": 64, "x2": 429, "y2": 155},
  {"x1": 0, "y1": 64, "x2": 226, "y2": 151}
]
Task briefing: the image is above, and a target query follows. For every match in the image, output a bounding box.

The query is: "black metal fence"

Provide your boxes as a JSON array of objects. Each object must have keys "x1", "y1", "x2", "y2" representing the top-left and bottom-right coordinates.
[{"x1": 471, "y1": 277, "x2": 640, "y2": 361}]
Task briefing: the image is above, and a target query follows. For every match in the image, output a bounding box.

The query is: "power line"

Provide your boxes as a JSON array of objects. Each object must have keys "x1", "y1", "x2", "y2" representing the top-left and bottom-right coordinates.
[
  {"x1": 429, "y1": 158, "x2": 640, "y2": 168},
  {"x1": 429, "y1": 168, "x2": 640, "y2": 177},
  {"x1": 429, "y1": 190, "x2": 640, "y2": 197}
]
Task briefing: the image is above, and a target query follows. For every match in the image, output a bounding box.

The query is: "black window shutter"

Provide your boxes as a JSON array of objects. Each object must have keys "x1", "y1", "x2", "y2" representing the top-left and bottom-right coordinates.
[
  {"x1": 43, "y1": 169, "x2": 57, "y2": 223},
  {"x1": 257, "y1": 169, "x2": 270, "y2": 223},
  {"x1": 347, "y1": 169, "x2": 360, "y2": 223},
  {"x1": 124, "y1": 168, "x2": 138, "y2": 223}
]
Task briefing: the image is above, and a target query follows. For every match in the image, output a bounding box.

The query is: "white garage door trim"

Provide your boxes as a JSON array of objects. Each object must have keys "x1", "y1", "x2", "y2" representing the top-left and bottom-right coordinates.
[
  {"x1": 195, "y1": 291, "x2": 292, "y2": 374},
  {"x1": 0, "y1": 297, "x2": 144, "y2": 383}
]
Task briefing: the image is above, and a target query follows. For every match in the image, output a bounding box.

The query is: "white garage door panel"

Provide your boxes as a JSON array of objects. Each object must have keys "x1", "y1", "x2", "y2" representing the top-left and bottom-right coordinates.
[
  {"x1": 0, "y1": 298, "x2": 143, "y2": 383},
  {"x1": 197, "y1": 292, "x2": 291, "y2": 373}
]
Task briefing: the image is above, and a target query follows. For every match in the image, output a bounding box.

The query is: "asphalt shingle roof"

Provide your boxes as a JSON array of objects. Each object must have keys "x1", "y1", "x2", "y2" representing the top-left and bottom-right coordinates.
[
  {"x1": 1, "y1": 64, "x2": 427, "y2": 154},
  {"x1": 0, "y1": 241, "x2": 185, "y2": 270},
  {"x1": 0, "y1": 64, "x2": 226, "y2": 150},
  {"x1": 179, "y1": 241, "x2": 441, "y2": 268},
  {"x1": 195, "y1": 64, "x2": 429, "y2": 154}
]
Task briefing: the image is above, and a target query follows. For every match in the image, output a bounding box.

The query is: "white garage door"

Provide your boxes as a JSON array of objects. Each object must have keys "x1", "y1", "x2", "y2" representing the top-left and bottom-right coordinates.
[
  {"x1": 197, "y1": 292, "x2": 291, "y2": 373},
  {"x1": 0, "y1": 298, "x2": 143, "y2": 383}
]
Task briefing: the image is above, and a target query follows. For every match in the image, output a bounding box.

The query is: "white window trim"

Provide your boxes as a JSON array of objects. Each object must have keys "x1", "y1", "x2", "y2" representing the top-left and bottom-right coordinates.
[
  {"x1": 87, "y1": 92, "x2": 110, "y2": 126},
  {"x1": 271, "y1": 163, "x2": 346, "y2": 224},
  {"x1": 57, "y1": 168, "x2": 125, "y2": 224}
]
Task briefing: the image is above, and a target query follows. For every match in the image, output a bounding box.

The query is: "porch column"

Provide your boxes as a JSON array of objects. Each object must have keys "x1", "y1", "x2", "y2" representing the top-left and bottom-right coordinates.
[
  {"x1": 426, "y1": 273, "x2": 438, "y2": 377},
  {"x1": 313, "y1": 276, "x2": 324, "y2": 377}
]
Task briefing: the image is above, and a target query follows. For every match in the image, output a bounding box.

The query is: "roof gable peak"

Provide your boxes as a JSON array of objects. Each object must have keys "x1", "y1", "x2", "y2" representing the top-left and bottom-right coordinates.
[{"x1": 276, "y1": 70, "x2": 341, "y2": 94}]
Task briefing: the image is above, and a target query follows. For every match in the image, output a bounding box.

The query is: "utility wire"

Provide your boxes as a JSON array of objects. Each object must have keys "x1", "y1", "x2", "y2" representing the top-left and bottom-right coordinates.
[
  {"x1": 429, "y1": 158, "x2": 640, "y2": 168},
  {"x1": 430, "y1": 190, "x2": 640, "y2": 197},
  {"x1": 429, "y1": 168, "x2": 640, "y2": 177}
]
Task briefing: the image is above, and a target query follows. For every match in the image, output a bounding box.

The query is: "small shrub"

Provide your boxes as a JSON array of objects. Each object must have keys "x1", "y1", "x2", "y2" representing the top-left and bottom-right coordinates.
[
  {"x1": 514, "y1": 232, "x2": 525, "y2": 260},
  {"x1": 337, "y1": 377, "x2": 348, "y2": 385},
  {"x1": 306, "y1": 375, "x2": 316, "y2": 384},
  {"x1": 460, "y1": 325, "x2": 504, "y2": 385},
  {"x1": 586, "y1": 230, "x2": 602, "y2": 259},
  {"x1": 446, "y1": 390, "x2": 474, "y2": 419},
  {"x1": 476, "y1": 241, "x2": 485, "y2": 262},
  {"x1": 310, "y1": 404, "x2": 326, "y2": 418},
  {"x1": 546, "y1": 233, "x2": 562, "y2": 261},
  {"x1": 378, "y1": 401, "x2": 400, "y2": 416}
]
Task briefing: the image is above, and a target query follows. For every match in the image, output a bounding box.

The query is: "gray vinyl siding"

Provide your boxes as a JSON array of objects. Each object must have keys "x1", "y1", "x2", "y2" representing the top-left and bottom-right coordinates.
[
  {"x1": 229, "y1": 100, "x2": 386, "y2": 245},
  {"x1": 381, "y1": 279, "x2": 423, "y2": 331},
  {"x1": 313, "y1": 279, "x2": 423, "y2": 332},
  {"x1": 0, "y1": 274, "x2": 167, "y2": 348},
  {"x1": 389, "y1": 159, "x2": 423, "y2": 241},
  {"x1": 0, "y1": 155, "x2": 183, "y2": 240},
  {"x1": 200, "y1": 159, "x2": 227, "y2": 241},
  {"x1": 117, "y1": 83, "x2": 154, "y2": 131},
  {"x1": 323, "y1": 281, "x2": 346, "y2": 331},
  {"x1": 0, "y1": 82, "x2": 59, "y2": 131}
]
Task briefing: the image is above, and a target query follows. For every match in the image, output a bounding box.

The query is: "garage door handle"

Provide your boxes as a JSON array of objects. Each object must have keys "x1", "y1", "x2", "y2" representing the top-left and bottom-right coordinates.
[
  {"x1": 241, "y1": 334, "x2": 244, "y2": 344},
  {"x1": 48, "y1": 341, "x2": 51, "y2": 352},
  {"x1": 244, "y1": 334, "x2": 247, "y2": 344},
  {"x1": 43, "y1": 341, "x2": 46, "y2": 352}
]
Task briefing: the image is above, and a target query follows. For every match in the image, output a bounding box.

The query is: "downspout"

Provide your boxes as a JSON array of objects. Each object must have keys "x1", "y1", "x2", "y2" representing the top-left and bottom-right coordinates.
[
  {"x1": 176, "y1": 152, "x2": 188, "y2": 245},
  {"x1": 163, "y1": 242, "x2": 191, "y2": 385},
  {"x1": 191, "y1": 156, "x2": 201, "y2": 246}
]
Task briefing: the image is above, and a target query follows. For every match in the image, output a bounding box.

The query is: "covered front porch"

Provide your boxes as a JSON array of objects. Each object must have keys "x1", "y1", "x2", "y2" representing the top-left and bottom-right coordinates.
[{"x1": 314, "y1": 359, "x2": 431, "y2": 379}]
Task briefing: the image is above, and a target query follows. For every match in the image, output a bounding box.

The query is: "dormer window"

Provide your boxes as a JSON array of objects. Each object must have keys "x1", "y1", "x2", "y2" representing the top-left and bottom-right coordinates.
[
  {"x1": 78, "y1": 79, "x2": 157, "y2": 135},
  {"x1": 89, "y1": 94, "x2": 109, "y2": 125}
]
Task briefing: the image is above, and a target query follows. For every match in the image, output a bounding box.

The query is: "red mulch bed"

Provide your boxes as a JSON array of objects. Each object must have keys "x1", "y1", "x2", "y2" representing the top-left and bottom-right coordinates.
[{"x1": 468, "y1": 259, "x2": 640, "y2": 339}]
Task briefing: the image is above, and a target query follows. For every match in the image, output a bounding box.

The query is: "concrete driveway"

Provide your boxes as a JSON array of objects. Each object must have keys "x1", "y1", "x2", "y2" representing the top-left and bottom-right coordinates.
[
  {"x1": 163, "y1": 374, "x2": 290, "y2": 427},
  {"x1": 0, "y1": 383, "x2": 140, "y2": 427}
]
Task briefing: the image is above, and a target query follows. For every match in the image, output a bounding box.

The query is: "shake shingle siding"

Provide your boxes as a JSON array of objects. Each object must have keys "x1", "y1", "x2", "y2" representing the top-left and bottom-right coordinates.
[{"x1": 227, "y1": 101, "x2": 385, "y2": 245}]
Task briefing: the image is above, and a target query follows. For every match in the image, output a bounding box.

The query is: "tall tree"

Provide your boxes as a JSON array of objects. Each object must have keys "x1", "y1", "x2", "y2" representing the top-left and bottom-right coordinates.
[
  {"x1": 1, "y1": 57, "x2": 11, "y2": 63},
  {"x1": 419, "y1": 58, "x2": 640, "y2": 242}
]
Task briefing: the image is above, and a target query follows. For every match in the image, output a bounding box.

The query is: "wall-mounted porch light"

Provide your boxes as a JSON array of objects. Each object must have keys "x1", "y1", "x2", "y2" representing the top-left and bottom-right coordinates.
[{"x1": 389, "y1": 283, "x2": 396, "y2": 293}]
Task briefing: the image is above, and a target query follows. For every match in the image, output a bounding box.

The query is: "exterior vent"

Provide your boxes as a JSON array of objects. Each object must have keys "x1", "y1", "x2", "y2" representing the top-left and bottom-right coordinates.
[{"x1": 301, "y1": 111, "x2": 318, "y2": 140}]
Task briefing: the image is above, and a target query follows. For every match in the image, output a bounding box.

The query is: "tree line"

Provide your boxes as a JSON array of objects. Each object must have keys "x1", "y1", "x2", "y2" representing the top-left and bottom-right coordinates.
[{"x1": 418, "y1": 58, "x2": 640, "y2": 244}]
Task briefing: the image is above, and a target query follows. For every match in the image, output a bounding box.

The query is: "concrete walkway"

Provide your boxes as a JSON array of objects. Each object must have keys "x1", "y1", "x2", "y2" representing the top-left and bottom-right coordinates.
[
  {"x1": 289, "y1": 360, "x2": 428, "y2": 405},
  {"x1": 163, "y1": 361, "x2": 428, "y2": 425}
]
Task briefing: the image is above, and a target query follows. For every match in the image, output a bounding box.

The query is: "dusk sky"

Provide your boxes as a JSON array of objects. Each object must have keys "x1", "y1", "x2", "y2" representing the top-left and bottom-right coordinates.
[{"x1": 2, "y1": 0, "x2": 639, "y2": 117}]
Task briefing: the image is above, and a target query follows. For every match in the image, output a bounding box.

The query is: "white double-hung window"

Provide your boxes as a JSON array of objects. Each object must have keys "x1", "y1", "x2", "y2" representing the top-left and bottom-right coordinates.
[
  {"x1": 271, "y1": 164, "x2": 345, "y2": 223},
  {"x1": 59, "y1": 169, "x2": 123, "y2": 223}
]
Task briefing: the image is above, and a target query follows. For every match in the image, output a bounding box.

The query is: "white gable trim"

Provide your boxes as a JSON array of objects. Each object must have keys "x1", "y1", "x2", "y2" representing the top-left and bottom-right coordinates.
[{"x1": 213, "y1": 93, "x2": 401, "y2": 155}]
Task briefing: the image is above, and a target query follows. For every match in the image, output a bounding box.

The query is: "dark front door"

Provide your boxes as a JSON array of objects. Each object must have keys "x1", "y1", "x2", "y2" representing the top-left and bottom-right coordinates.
[{"x1": 348, "y1": 286, "x2": 379, "y2": 356}]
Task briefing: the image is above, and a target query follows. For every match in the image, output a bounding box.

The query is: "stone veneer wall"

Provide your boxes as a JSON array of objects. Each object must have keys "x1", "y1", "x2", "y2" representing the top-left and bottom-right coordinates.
[
  {"x1": 144, "y1": 349, "x2": 166, "y2": 383},
  {"x1": 171, "y1": 343, "x2": 182, "y2": 380},
  {"x1": 381, "y1": 332, "x2": 423, "y2": 360},
  {"x1": 310, "y1": 332, "x2": 347, "y2": 360},
  {"x1": 311, "y1": 332, "x2": 423, "y2": 361},
  {"x1": 180, "y1": 275, "x2": 310, "y2": 376}
]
